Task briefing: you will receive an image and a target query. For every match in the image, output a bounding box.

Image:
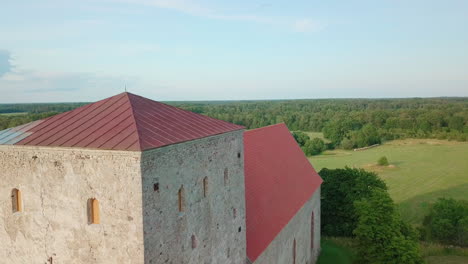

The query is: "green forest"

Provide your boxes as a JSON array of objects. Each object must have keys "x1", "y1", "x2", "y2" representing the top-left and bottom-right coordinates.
[
  {"x1": 0, "y1": 103, "x2": 86, "y2": 130},
  {"x1": 174, "y1": 98, "x2": 468, "y2": 148},
  {"x1": 3, "y1": 98, "x2": 467, "y2": 150}
]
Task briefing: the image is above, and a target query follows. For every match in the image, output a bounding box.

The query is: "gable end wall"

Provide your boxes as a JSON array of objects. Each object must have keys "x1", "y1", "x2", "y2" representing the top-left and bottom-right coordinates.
[{"x1": 141, "y1": 130, "x2": 247, "y2": 264}]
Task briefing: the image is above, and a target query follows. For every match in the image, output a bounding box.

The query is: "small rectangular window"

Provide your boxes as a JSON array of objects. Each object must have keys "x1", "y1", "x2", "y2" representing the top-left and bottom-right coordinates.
[
  {"x1": 11, "y1": 188, "x2": 22, "y2": 213},
  {"x1": 178, "y1": 187, "x2": 185, "y2": 212},
  {"x1": 203, "y1": 177, "x2": 208, "y2": 197},
  {"x1": 88, "y1": 198, "x2": 100, "y2": 224},
  {"x1": 224, "y1": 168, "x2": 229, "y2": 186}
]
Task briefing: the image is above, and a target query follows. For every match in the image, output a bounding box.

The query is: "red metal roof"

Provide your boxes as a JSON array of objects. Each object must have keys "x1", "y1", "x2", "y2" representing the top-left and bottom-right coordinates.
[
  {"x1": 2, "y1": 92, "x2": 243, "y2": 151},
  {"x1": 244, "y1": 123, "x2": 322, "y2": 261}
]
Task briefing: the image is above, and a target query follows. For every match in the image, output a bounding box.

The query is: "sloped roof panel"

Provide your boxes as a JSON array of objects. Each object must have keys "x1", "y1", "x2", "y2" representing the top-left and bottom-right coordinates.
[
  {"x1": 244, "y1": 123, "x2": 322, "y2": 261},
  {"x1": 0, "y1": 92, "x2": 244, "y2": 151}
]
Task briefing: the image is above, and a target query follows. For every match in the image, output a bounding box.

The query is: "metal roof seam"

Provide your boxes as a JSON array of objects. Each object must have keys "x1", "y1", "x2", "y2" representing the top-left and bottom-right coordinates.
[
  {"x1": 18, "y1": 98, "x2": 99, "y2": 144},
  {"x1": 132, "y1": 106, "x2": 198, "y2": 140},
  {"x1": 130, "y1": 95, "x2": 212, "y2": 136},
  {"x1": 20, "y1": 95, "x2": 120, "y2": 145},
  {"x1": 47, "y1": 95, "x2": 130, "y2": 146},
  {"x1": 95, "y1": 122, "x2": 136, "y2": 149},
  {"x1": 79, "y1": 112, "x2": 133, "y2": 148},
  {"x1": 135, "y1": 95, "x2": 233, "y2": 134},
  {"x1": 109, "y1": 126, "x2": 140, "y2": 150},
  {"x1": 66, "y1": 114, "x2": 130, "y2": 147}
]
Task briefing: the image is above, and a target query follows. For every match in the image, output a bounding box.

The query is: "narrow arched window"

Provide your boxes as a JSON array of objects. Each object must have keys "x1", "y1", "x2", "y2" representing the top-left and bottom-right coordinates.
[
  {"x1": 11, "y1": 188, "x2": 22, "y2": 213},
  {"x1": 224, "y1": 168, "x2": 229, "y2": 185},
  {"x1": 88, "y1": 198, "x2": 100, "y2": 224},
  {"x1": 203, "y1": 177, "x2": 208, "y2": 197},
  {"x1": 191, "y1": 234, "x2": 197, "y2": 249},
  {"x1": 178, "y1": 186, "x2": 185, "y2": 212},
  {"x1": 311, "y1": 212, "x2": 314, "y2": 249},
  {"x1": 293, "y1": 239, "x2": 296, "y2": 264}
]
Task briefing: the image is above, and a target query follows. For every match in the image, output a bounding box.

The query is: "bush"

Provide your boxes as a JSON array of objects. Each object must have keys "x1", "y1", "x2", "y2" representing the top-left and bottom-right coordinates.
[
  {"x1": 320, "y1": 167, "x2": 423, "y2": 263},
  {"x1": 302, "y1": 138, "x2": 326, "y2": 156},
  {"x1": 378, "y1": 156, "x2": 389, "y2": 166},
  {"x1": 421, "y1": 198, "x2": 468, "y2": 247},
  {"x1": 319, "y1": 167, "x2": 387, "y2": 237},
  {"x1": 339, "y1": 124, "x2": 382, "y2": 149},
  {"x1": 291, "y1": 131, "x2": 310, "y2": 147},
  {"x1": 354, "y1": 189, "x2": 423, "y2": 264},
  {"x1": 340, "y1": 138, "x2": 354, "y2": 150}
]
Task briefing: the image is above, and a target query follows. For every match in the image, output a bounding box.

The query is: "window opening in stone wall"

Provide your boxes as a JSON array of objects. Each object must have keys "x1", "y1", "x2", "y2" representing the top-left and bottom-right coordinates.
[
  {"x1": 203, "y1": 177, "x2": 208, "y2": 197},
  {"x1": 293, "y1": 239, "x2": 296, "y2": 264},
  {"x1": 224, "y1": 168, "x2": 229, "y2": 185},
  {"x1": 191, "y1": 234, "x2": 197, "y2": 249},
  {"x1": 11, "y1": 188, "x2": 22, "y2": 213},
  {"x1": 311, "y1": 212, "x2": 314, "y2": 249},
  {"x1": 154, "y1": 183, "x2": 159, "y2": 192},
  {"x1": 178, "y1": 186, "x2": 185, "y2": 212},
  {"x1": 88, "y1": 198, "x2": 100, "y2": 224}
]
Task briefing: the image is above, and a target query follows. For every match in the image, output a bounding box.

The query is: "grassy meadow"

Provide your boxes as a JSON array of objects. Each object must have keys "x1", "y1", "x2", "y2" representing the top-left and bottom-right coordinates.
[
  {"x1": 0, "y1": 112, "x2": 28, "y2": 116},
  {"x1": 307, "y1": 134, "x2": 468, "y2": 263},
  {"x1": 309, "y1": 137, "x2": 468, "y2": 225},
  {"x1": 303, "y1": 131, "x2": 330, "y2": 143}
]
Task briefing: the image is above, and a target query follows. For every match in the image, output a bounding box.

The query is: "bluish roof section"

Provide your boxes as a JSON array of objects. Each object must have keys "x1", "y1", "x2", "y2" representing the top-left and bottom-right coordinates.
[{"x1": 0, "y1": 120, "x2": 43, "y2": 145}]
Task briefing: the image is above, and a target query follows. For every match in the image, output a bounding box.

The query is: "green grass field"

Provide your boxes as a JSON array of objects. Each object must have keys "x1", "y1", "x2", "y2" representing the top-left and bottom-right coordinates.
[
  {"x1": 317, "y1": 238, "x2": 468, "y2": 264},
  {"x1": 309, "y1": 135, "x2": 468, "y2": 264},
  {"x1": 309, "y1": 138, "x2": 468, "y2": 225},
  {"x1": 0, "y1": 112, "x2": 28, "y2": 116},
  {"x1": 425, "y1": 256, "x2": 468, "y2": 264},
  {"x1": 303, "y1": 131, "x2": 330, "y2": 143}
]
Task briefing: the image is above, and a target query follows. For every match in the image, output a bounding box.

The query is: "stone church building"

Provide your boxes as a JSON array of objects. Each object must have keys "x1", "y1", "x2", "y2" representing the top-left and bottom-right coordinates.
[{"x1": 0, "y1": 93, "x2": 322, "y2": 264}]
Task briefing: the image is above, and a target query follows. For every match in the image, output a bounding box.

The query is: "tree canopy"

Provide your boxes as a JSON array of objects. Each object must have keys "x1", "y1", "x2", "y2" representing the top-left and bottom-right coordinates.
[
  {"x1": 421, "y1": 198, "x2": 468, "y2": 247},
  {"x1": 354, "y1": 189, "x2": 423, "y2": 264},
  {"x1": 320, "y1": 167, "x2": 423, "y2": 264},
  {"x1": 319, "y1": 167, "x2": 388, "y2": 236}
]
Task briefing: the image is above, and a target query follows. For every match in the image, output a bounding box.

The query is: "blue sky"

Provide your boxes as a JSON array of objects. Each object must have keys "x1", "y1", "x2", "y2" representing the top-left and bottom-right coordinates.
[{"x1": 1, "y1": 0, "x2": 467, "y2": 102}]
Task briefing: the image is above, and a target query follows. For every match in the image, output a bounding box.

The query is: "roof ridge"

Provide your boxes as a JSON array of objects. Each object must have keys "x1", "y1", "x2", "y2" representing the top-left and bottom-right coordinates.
[
  {"x1": 124, "y1": 93, "x2": 144, "y2": 151},
  {"x1": 245, "y1": 123, "x2": 287, "y2": 133}
]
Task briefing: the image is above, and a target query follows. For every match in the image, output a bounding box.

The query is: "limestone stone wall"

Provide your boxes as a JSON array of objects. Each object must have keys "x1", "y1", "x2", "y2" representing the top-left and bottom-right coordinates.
[
  {"x1": 252, "y1": 188, "x2": 321, "y2": 264},
  {"x1": 141, "y1": 130, "x2": 246, "y2": 264},
  {"x1": 0, "y1": 145, "x2": 144, "y2": 264}
]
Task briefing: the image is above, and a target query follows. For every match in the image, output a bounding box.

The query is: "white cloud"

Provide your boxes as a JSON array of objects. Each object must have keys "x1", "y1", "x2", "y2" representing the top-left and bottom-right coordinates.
[
  {"x1": 0, "y1": 68, "x2": 138, "y2": 103},
  {"x1": 293, "y1": 19, "x2": 323, "y2": 33},
  {"x1": 0, "y1": 50, "x2": 12, "y2": 77},
  {"x1": 115, "y1": 0, "x2": 321, "y2": 32},
  {"x1": 116, "y1": 0, "x2": 270, "y2": 23}
]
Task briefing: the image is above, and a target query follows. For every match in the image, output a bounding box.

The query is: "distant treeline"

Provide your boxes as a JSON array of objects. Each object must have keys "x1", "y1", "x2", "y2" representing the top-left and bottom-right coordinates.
[
  {"x1": 0, "y1": 112, "x2": 59, "y2": 131},
  {"x1": 1, "y1": 98, "x2": 467, "y2": 148},
  {"x1": 0, "y1": 103, "x2": 86, "y2": 130},
  {"x1": 0, "y1": 103, "x2": 86, "y2": 114},
  {"x1": 173, "y1": 98, "x2": 468, "y2": 148}
]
